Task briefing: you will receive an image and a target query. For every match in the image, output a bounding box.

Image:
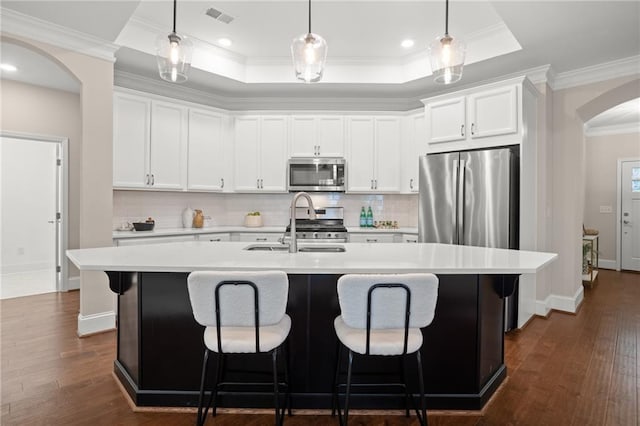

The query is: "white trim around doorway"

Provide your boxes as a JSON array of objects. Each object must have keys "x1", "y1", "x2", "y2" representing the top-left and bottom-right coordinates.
[{"x1": 616, "y1": 157, "x2": 640, "y2": 271}]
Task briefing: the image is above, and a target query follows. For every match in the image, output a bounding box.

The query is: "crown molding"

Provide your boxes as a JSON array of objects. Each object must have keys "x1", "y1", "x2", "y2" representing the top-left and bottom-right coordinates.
[
  {"x1": 584, "y1": 122, "x2": 640, "y2": 137},
  {"x1": 0, "y1": 7, "x2": 118, "y2": 62},
  {"x1": 553, "y1": 56, "x2": 640, "y2": 90}
]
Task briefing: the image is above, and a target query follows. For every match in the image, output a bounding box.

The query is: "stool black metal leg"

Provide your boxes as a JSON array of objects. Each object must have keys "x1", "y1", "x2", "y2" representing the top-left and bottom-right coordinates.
[
  {"x1": 344, "y1": 350, "x2": 354, "y2": 425},
  {"x1": 401, "y1": 355, "x2": 411, "y2": 417},
  {"x1": 416, "y1": 351, "x2": 427, "y2": 426},
  {"x1": 284, "y1": 340, "x2": 292, "y2": 417},
  {"x1": 272, "y1": 349, "x2": 282, "y2": 426},
  {"x1": 211, "y1": 352, "x2": 224, "y2": 417},
  {"x1": 331, "y1": 342, "x2": 342, "y2": 418},
  {"x1": 196, "y1": 348, "x2": 211, "y2": 426}
]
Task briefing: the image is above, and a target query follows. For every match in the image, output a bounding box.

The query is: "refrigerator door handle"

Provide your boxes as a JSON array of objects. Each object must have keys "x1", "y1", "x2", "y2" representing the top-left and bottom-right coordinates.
[
  {"x1": 457, "y1": 159, "x2": 466, "y2": 245},
  {"x1": 452, "y1": 159, "x2": 460, "y2": 244}
]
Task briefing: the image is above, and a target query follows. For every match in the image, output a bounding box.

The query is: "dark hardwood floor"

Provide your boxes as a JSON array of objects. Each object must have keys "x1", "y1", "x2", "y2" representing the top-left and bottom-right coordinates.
[{"x1": 1, "y1": 269, "x2": 638, "y2": 425}]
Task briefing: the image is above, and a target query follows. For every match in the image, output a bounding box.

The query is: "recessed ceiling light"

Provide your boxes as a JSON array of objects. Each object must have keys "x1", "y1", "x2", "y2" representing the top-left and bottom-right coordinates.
[
  {"x1": 218, "y1": 38, "x2": 232, "y2": 47},
  {"x1": 401, "y1": 39, "x2": 415, "y2": 49},
  {"x1": 0, "y1": 63, "x2": 18, "y2": 72}
]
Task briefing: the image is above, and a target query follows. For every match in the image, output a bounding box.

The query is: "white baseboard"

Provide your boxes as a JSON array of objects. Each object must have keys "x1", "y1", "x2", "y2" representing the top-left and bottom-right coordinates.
[
  {"x1": 598, "y1": 259, "x2": 617, "y2": 270},
  {"x1": 534, "y1": 285, "x2": 584, "y2": 316},
  {"x1": 67, "y1": 276, "x2": 80, "y2": 290},
  {"x1": 77, "y1": 311, "x2": 116, "y2": 336}
]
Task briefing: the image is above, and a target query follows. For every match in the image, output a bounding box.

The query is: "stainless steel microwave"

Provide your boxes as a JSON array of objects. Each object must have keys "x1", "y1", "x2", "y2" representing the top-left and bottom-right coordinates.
[{"x1": 287, "y1": 158, "x2": 346, "y2": 192}]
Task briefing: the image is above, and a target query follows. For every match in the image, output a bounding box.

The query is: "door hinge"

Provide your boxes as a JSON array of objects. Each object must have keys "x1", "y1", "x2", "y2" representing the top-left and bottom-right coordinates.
[
  {"x1": 57, "y1": 159, "x2": 62, "y2": 166},
  {"x1": 56, "y1": 265, "x2": 61, "y2": 273}
]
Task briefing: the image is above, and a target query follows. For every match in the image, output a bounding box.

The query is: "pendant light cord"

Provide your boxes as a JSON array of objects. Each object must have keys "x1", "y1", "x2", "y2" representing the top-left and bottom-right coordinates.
[
  {"x1": 445, "y1": 0, "x2": 449, "y2": 36},
  {"x1": 308, "y1": 0, "x2": 312, "y2": 34},
  {"x1": 172, "y1": 0, "x2": 177, "y2": 34}
]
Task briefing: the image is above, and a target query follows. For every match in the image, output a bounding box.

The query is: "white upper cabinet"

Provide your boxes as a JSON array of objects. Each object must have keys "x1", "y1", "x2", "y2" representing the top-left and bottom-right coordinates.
[
  {"x1": 401, "y1": 112, "x2": 426, "y2": 193},
  {"x1": 468, "y1": 85, "x2": 518, "y2": 139},
  {"x1": 113, "y1": 93, "x2": 150, "y2": 188},
  {"x1": 290, "y1": 115, "x2": 344, "y2": 157},
  {"x1": 113, "y1": 93, "x2": 186, "y2": 190},
  {"x1": 346, "y1": 116, "x2": 401, "y2": 193},
  {"x1": 187, "y1": 109, "x2": 226, "y2": 191},
  {"x1": 425, "y1": 96, "x2": 466, "y2": 144},
  {"x1": 234, "y1": 115, "x2": 288, "y2": 192},
  {"x1": 150, "y1": 101, "x2": 187, "y2": 190},
  {"x1": 423, "y1": 81, "x2": 521, "y2": 153}
]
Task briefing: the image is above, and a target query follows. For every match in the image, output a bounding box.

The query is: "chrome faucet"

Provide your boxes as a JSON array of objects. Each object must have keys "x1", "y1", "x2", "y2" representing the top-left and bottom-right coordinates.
[{"x1": 289, "y1": 192, "x2": 316, "y2": 253}]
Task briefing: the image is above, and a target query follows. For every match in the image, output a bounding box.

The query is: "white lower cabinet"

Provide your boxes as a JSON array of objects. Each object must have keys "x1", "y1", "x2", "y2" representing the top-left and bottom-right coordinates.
[
  {"x1": 401, "y1": 234, "x2": 419, "y2": 243},
  {"x1": 349, "y1": 233, "x2": 396, "y2": 243},
  {"x1": 115, "y1": 235, "x2": 195, "y2": 246},
  {"x1": 197, "y1": 233, "x2": 231, "y2": 242}
]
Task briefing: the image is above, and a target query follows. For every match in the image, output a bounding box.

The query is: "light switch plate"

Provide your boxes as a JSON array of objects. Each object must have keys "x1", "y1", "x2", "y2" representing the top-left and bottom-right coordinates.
[{"x1": 599, "y1": 205, "x2": 613, "y2": 213}]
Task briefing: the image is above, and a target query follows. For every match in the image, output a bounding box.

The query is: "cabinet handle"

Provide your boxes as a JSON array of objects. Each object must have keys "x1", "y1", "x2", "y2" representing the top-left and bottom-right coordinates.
[
  {"x1": 370, "y1": 179, "x2": 374, "y2": 190},
  {"x1": 145, "y1": 174, "x2": 150, "y2": 185},
  {"x1": 374, "y1": 179, "x2": 378, "y2": 189},
  {"x1": 210, "y1": 238, "x2": 221, "y2": 242},
  {"x1": 410, "y1": 178, "x2": 414, "y2": 190},
  {"x1": 366, "y1": 238, "x2": 378, "y2": 243},
  {"x1": 406, "y1": 239, "x2": 417, "y2": 243},
  {"x1": 461, "y1": 124, "x2": 465, "y2": 137},
  {"x1": 150, "y1": 174, "x2": 155, "y2": 185},
  {"x1": 220, "y1": 178, "x2": 224, "y2": 189},
  {"x1": 256, "y1": 237, "x2": 267, "y2": 241},
  {"x1": 471, "y1": 123, "x2": 475, "y2": 135},
  {"x1": 260, "y1": 179, "x2": 263, "y2": 189},
  {"x1": 257, "y1": 179, "x2": 260, "y2": 189}
]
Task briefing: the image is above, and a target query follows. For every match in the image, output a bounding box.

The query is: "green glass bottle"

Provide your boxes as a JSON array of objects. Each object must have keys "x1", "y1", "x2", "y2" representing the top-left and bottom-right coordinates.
[
  {"x1": 366, "y1": 206, "x2": 374, "y2": 228},
  {"x1": 359, "y1": 207, "x2": 367, "y2": 227}
]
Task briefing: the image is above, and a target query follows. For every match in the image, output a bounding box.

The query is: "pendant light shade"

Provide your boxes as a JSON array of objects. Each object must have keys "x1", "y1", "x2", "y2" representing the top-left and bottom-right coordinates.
[
  {"x1": 429, "y1": 0, "x2": 465, "y2": 84},
  {"x1": 156, "y1": 0, "x2": 192, "y2": 83},
  {"x1": 291, "y1": 0, "x2": 327, "y2": 83}
]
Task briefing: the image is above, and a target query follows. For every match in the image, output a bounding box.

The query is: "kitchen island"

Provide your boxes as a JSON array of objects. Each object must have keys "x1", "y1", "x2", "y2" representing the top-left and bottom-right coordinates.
[{"x1": 67, "y1": 241, "x2": 556, "y2": 410}]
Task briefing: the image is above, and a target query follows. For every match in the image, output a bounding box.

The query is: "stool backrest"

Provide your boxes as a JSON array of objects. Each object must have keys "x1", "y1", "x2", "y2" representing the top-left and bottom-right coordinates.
[
  {"x1": 337, "y1": 273, "x2": 439, "y2": 330},
  {"x1": 187, "y1": 271, "x2": 289, "y2": 327}
]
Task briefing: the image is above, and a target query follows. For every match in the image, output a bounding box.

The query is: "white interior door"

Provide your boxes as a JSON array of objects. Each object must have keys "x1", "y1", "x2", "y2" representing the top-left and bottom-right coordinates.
[{"x1": 621, "y1": 160, "x2": 640, "y2": 271}]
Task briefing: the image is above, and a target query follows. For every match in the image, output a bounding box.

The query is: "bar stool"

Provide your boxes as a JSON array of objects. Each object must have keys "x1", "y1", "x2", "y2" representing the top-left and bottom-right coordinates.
[
  {"x1": 332, "y1": 273, "x2": 439, "y2": 426},
  {"x1": 187, "y1": 270, "x2": 291, "y2": 426}
]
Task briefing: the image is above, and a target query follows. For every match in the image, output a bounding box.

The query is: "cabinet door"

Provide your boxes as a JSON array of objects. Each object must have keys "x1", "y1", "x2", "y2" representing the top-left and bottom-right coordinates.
[
  {"x1": 347, "y1": 117, "x2": 375, "y2": 192},
  {"x1": 113, "y1": 93, "x2": 150, "y2": 188},
  {"x1": 374, "y1": 117, "x2": 401, "y2": 192},
  {"x1": 259, "y1": 116, "x2": 288, "y2": 192},
  {"x1": 425, "y1": 96, "x2": 466, "y2": 144},
  {"x1": 317, "y1": 116, "x2": 345, "y2": 157},
  {"x1": 290, "y1": 116, "x2": 316, "y2": 157},
  {"x1": 197, "y1": 233, "x2": 231, "y2": 242},
  {"x1": 150, "y1": 101, "x2": 187, "y2": 189},
  {"x1": 188, "y1": 109, "x2": 225, "y2": 191},
  {"x1": 468, "y1": 85, "x2": 518, "y2": 139},
  {"x1": 402, "y1": 113, "x2": 425, "y2": 193},
  {"x1": 234, "y1": 117, "x2": 261, "y2": 191}
]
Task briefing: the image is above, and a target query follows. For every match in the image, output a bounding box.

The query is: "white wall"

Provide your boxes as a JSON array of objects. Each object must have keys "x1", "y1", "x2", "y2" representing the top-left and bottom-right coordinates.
[
  {"x1": 113, "y1": 191, "x2": 419, "y2": 230},
  {"x1": 1, "y1": 138, "x2": 56, "y2": 273}
]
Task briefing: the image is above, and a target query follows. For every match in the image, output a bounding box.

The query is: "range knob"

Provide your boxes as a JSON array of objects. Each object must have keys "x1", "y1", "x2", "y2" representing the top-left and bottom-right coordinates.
[{"x1": 313, "y1": 232, "x2": 318, "y2": 239}]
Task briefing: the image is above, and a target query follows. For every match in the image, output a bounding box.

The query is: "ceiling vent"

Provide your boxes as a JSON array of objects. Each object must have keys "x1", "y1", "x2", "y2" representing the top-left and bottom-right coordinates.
[{"x1": 206, "y1": 7, "x2": 234, "y2": 24}]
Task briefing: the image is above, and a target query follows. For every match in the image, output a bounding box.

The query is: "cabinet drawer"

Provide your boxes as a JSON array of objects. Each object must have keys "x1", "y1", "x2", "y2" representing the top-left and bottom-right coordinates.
[
  {"x1": 235, "y1": 233, "x2": 282, "y2": 242},
  {"x1": 349, "y1": 233, "x2": 395, "y2": 243},
  {"x1": 197, "y1": 233, "x2": 231, "y2": 242},
  {"x1": 115, "y1": 235, "x2": 194, "y2": 246}
]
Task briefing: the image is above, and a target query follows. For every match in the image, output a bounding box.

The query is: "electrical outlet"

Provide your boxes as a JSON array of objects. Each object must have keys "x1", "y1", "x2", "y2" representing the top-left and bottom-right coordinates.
[{"x1": 599, "y1": 205, "x2": 613, "y2": 213}]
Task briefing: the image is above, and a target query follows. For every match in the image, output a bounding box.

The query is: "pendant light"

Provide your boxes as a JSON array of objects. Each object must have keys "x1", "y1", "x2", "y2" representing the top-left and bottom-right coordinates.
[
  {"x1": 291, "y1": 0, "x2": 328, "y2": 83},
  {"x1": 156, "y1": 0, "x2": 193, "y2": 83},
  {"x1": 428, "y1": 0, "x2": 466, "y2": 84}
]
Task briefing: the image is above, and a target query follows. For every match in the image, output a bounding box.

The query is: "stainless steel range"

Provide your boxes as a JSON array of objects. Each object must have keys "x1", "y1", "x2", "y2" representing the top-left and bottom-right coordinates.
[{"x1": 284, "y1": 207, "x2": 348, "y2": 243}]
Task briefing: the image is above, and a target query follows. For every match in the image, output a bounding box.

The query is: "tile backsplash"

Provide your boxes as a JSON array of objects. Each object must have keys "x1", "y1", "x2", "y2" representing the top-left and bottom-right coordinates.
[{"x1": 113, "y1": 191, "x2": 418, "y2": 230}]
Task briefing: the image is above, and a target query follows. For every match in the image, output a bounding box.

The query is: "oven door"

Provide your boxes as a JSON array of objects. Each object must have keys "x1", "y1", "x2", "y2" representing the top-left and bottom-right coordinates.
[{"x1": 288, "y1": 158, "x2": 345, "y2": 192}]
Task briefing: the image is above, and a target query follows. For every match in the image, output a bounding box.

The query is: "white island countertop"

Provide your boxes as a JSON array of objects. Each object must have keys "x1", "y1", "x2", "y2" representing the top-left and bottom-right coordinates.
[{"x1": 67, "y1": 241, "x2": 556, "y2": 275}]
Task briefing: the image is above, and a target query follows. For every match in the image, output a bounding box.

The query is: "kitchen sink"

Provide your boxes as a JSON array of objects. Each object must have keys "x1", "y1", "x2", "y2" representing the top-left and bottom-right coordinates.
[{"x1": 243, "y1": 244, "x2": 346, "y2": 253}]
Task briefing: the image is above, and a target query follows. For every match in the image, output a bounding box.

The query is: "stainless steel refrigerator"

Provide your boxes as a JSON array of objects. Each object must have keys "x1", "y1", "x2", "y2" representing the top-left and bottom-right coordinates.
[{"x1": 418, "y1": 145, "x2": 520, "y2": 329}]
